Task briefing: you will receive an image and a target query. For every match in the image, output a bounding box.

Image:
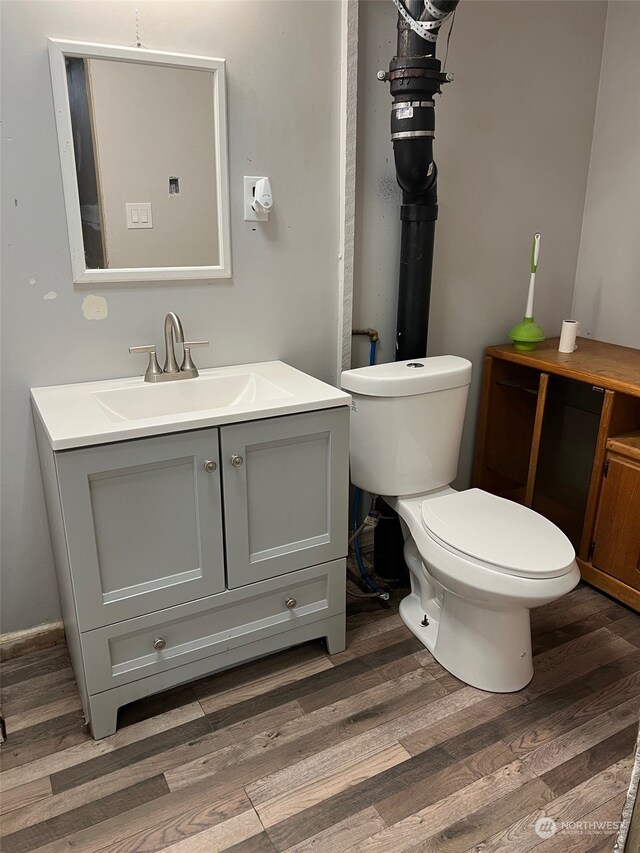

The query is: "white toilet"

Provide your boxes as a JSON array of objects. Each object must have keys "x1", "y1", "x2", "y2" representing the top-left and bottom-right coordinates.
[{"x1": 341, "y1": 356, "x2": 580, "y2": 693}]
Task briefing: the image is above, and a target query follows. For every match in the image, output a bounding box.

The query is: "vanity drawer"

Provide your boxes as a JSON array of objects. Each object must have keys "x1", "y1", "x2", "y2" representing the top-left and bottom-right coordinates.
[{"x1": 81, "y1": 560, "x2": 345, "y2": 694}]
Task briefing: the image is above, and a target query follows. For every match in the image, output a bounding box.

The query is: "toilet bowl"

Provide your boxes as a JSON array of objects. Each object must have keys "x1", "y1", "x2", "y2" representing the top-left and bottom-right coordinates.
[
  {"x1": 341, "y1": 356, "x2": 580, "y2": 694},
  {"x1": 391, "y1": 488, "x2": 580, "y2": 692}
]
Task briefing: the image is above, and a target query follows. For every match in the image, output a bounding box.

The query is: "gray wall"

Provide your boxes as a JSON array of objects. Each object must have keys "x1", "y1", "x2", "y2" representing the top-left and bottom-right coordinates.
[
  {"x1": 1, "y1": 0, "x2": 342, "y2": 633},
  {"x1": 572, "y1": 1, "x2": 640, "y2": 349},
  {"x1": 353, "y1": 0, "x2": 607, "y2": 488}
]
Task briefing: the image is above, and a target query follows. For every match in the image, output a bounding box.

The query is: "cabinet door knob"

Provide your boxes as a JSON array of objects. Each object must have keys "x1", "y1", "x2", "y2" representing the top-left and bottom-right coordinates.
[
  {"x1": 285, "y1": 597, "x2": 297, "y2": 609},
  {"x1": 204, "y1": 460, "x2": 217, "y2": 473},
  {"x1": 230, "y1": 454, "x2": 244, "y2": 467},
  {"x1": 153, "y1": 637, "x2": 167, "y2": 651}
]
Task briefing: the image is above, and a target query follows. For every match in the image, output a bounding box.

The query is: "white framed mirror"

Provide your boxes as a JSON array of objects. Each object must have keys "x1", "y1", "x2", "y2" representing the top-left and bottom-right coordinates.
[{"x1": 48, "y1": 39, "x2": 231, "y2": 284}]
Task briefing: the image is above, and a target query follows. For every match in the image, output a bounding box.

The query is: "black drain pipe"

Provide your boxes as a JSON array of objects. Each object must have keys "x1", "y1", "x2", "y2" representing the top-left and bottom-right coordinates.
[
  {"x1": 373, "y1": 1, "x2": 459, "y2": 587},
  {"x1": 381, "y1": 0, "x2": 459, "y2": 360}
]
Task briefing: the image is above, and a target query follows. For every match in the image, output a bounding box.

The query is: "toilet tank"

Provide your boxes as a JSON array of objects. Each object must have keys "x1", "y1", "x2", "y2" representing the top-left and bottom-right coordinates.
[{"x1": 341, "y1": 356, "x2": 472, "y2": 497}]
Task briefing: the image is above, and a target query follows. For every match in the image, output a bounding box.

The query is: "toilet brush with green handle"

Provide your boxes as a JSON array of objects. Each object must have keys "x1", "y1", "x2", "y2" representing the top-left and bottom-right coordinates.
[{"x1": 509, "y1": 232, "x2": 546, "y2": 351}]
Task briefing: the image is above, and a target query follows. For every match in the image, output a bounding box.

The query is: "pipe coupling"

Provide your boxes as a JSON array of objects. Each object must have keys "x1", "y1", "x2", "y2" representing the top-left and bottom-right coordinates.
[{"x1": 352, "y1": 328, "x2": 380, "y2": 343}]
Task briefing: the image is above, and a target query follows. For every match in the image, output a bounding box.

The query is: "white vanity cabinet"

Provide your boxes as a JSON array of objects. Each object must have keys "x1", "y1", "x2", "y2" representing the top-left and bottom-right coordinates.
[{"x1": 33, "y1": 390, "x2": 349, "y2": 739}]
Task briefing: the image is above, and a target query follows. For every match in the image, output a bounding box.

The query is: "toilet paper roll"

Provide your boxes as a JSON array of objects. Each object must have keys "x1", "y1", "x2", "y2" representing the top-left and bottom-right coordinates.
[{"x1": 558, "y1": 320, "x2": 580, "y2": 353}]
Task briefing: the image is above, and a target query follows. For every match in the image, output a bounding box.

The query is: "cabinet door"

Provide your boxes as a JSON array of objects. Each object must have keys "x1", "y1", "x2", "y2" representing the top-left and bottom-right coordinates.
[
  {"x1": 592, "y1": 456, "x2": 640, "y2": 590},
  {"x1": 56, "y1": 429, "x2": 225, "y2": 630},
  {"x1": 221, "y1": 408, "x2": 349, "y2": 587}
]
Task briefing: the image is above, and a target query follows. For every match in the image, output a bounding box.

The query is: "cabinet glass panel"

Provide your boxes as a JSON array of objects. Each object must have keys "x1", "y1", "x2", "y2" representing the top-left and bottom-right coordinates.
[{"x1": 532, "y1": 376, "x2": 604, "y2": 547}]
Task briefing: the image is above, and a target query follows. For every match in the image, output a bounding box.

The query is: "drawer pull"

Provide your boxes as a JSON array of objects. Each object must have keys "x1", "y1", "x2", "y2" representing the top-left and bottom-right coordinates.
[
  {"x1": 285, "y1": 597, "x2": 297, "y2": 609},
  {"x1": 230, "y1": 454, "x2": 244, "y2": 468},
  {"x1": 153, "y1": 637, "x2": 167, "y2": 651},
  {"x1": 203, "y1": 460, "x2": 217, "y2": 473}
]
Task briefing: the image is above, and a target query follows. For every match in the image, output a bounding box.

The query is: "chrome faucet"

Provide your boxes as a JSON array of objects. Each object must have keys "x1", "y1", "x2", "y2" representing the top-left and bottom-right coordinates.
[{"x1": 129, "y1": 312, "x2": 209, "y2": 382}]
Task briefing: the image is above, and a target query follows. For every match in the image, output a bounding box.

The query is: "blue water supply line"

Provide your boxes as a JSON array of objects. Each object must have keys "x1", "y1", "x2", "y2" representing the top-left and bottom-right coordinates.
[
  {"x1": 368, "y1": 338, "x2": 377, "y2": 368},
  {"x1": 352, "y1": 335, "x2": 380, "y2": 593}
]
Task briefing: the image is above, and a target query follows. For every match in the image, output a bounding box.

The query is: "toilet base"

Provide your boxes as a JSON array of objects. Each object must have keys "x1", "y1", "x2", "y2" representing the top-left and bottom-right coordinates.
[{"x1": 399, "y1": 589, "x2": 533, "y2": 693}]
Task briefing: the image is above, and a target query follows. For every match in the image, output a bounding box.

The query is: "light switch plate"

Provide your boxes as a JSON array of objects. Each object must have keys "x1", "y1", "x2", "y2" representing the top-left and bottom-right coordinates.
[
  {"x1": 126, "y1": 203, "x2": 153, "y2": 229},
  {"x1": 244, "y1": 177, "x2": 269, "y2": 222}
]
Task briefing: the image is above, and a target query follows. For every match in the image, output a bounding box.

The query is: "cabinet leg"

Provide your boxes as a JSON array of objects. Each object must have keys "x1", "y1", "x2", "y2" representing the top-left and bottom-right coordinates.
[
  {"x1": 87, "y1": 693, "x2": 120, "y2": 739},
  {"x1": 325, "y1": 614, "x2": 346, "y2": 655}
]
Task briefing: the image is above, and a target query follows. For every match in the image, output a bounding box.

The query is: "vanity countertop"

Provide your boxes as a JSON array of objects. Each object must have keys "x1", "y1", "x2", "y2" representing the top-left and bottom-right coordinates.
[{"x1": 32, "y1": 360, "x2": 350, "y2": 450}]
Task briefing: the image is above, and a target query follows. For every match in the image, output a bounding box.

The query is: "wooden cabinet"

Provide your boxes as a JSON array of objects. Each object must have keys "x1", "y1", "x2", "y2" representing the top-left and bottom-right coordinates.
[
  {"x1": 35, "y1": 407, "x2": 349, "y2": 738},
  {"x1": 473, "y1": 338, "x2": 640, "y2": 611},
  {"x1": 592, "y1": 435, "x2": 640, "y2": 590}
]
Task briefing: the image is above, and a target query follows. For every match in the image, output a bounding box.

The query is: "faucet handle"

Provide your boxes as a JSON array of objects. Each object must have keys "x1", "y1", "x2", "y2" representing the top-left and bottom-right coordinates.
[
  {"x1": 129, "y1": 345, "x2": 156, "y2": 354},
  {"x1": 180, "y1": 341, "x2": 208, "y2": 375},
  {"x1": 129, "y1": 345, "x2": 163, "y2": 382}
]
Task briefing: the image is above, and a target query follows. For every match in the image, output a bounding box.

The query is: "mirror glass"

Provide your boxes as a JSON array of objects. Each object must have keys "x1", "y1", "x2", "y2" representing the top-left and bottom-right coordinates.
[{"x1": 49, "y1": 41, "x2": 231, "y2": 283}]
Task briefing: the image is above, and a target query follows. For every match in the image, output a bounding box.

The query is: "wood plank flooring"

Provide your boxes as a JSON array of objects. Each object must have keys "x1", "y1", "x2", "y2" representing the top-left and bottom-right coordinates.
[{"x1": 1, "y1": 582, "x2": 638, "y2": 852}]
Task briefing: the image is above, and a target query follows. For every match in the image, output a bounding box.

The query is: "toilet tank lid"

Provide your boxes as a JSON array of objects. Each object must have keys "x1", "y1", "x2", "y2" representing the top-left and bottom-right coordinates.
[{"x1": 341, "y1": 356, "x2": 472, "y2": 397}]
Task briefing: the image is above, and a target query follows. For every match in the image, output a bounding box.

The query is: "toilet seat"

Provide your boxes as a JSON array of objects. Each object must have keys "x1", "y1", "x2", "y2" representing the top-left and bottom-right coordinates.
[{"x1": 420, "y1": 489, "x2": 575, "y2": 580}]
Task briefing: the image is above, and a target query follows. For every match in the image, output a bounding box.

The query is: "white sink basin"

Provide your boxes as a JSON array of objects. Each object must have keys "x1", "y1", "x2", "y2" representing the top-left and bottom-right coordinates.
[
  {"x1": 31, "y1": 361, "x2": 350, "y2": 450},
  {"x1": 93, "y1": 372, "x2": 293, "y2": 421}
]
